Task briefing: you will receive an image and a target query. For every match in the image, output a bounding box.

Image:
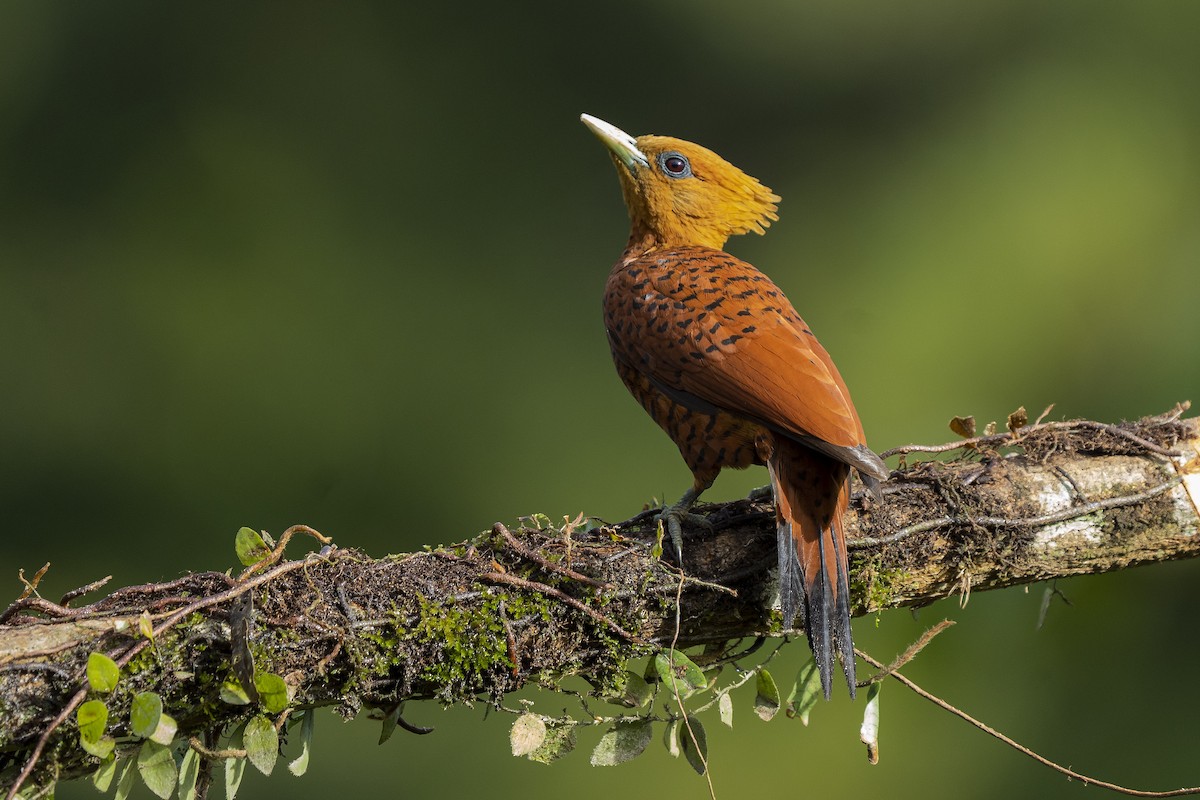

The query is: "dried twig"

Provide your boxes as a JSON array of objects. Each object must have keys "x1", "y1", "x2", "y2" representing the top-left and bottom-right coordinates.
[
  {"x1": 856, "y1": 619, "x2": 955, "y2": 686},
  {"x1": 882, "y1": 403, "x2": 1189, "y2": 459},
  {"x1": 16, "y1": 564, "x2": 51, "y2": 601},
  {"x1": 666, "y1": 568, "x2": 717, "y2": 800},
  {"x1": 58, "y1": 576, "x2": 112, "y2": 608},
  {"x1": 850, "y1": 475, "x2": 1182, "y2": 549},
  {"x1": 856, "y1": 649, "x2": 1200, "y2": 797},
  {"x1": 492, "y1": 523, "x2": 611, "y2": 589}
]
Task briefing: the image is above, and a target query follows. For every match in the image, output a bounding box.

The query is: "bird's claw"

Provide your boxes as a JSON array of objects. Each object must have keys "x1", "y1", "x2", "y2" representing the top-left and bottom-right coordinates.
[
  {"x1": 657, "y1": 506, "x2": 713, "y2": 564},
  {"x1": 747, "y1": 484, "x2": 773, "y2": 502}
]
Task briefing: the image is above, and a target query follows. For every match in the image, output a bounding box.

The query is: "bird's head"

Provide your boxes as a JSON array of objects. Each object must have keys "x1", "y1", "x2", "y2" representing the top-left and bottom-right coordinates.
[{"x1": 582, "y1": 114, "x2": 780, "y2": 252}]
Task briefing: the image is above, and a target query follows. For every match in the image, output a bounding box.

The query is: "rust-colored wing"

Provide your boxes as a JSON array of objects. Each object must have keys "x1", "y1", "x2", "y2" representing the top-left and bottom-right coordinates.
[{"x1": 605, "y1": 245, "x2": 883, "y2": 477}]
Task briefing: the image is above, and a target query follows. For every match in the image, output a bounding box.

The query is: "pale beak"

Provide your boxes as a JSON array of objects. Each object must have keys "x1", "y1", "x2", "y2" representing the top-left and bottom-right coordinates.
[{"x1": 581, "y1": 113, "x2": 650, "y2": 170}]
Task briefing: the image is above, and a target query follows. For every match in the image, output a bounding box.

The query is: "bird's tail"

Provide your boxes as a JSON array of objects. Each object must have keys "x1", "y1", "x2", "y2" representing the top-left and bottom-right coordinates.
[{"x1": 768, "y1": 437, "x2": 856, "y2": 700}]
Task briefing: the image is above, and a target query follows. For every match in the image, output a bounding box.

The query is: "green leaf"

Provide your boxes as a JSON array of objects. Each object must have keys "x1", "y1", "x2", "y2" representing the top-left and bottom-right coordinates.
[
  {"x1": 77, "y1": 699, "x2": 108, "y2": 744},
  {"x1": 86, "y1": 652, "x2": 120, "y2": 694},
  {"x1": 788, "y1": 659, "x2": 822, "y2": 726},
  {"x1": 82, "y1": 734, "x2": 116, "y2": 759},
  {"x1": 130, "y1": 692, "x2": 163, "y2": 738},
  {"x1": 114, "y1": 758, "x2": 138, "y2": 800},
  {"x1": 718, "y1": 692, "x2": 734, "y2": 728},
  {"x1": 525, "y1": 721, "x2": 577, "y2": 765},
  {"x1": 651, "y1": 514, "x2": 666, "y2": 560},
  {"x1": 149, "y1": 712, "x2": 177, "y2": 747},
  {"x1": 755, "y1": 668, "x2": 781, "y2": 721},
  {"x1": 662, "y1": 719, "x2": 680, "y2": 758},
  {"x1": 224, "y1": 755, "x2": 247, "y2": 800},
  {"x1": 220, "y1": 680, "x2": 252, "y2": 706},
  {"x1": 235, "y1": 527, "x2": 271, "y2": 566},
  {"x1": 91, "y1": 757, "x2": 118, "y2": 792},
  {"x1": 136, "y1": 741, "x2": 178, "y2": 800},
  {"x1": 613, "y1": 671, "x2": 652, "y2": 708},
  {"x1": 654, "y1": 650, "x2": 707, "y2": 697},
  {"x1": 510, "y1": 713, "x2": 547, "y2": 758},
  {"x1": 139, "y1": 610, "x2": 155, "y2": 643},
  {"x1": 589, "y1": 720, "x2": 653, "y2": 766},
  {"x1": 860, "y1": 682, "x2": 881, "y2": 765},
  {"x1": 679, "y1": 716, "x2": 708, "y2": 775},
  {"x1": 525, "y1": 512, "x2": 553, "y2": 530},
  {"x1": 254, "y1": 672, "x2": 289, "y2": 714},
  {"x1": 178, "y1": 748, "x2": 200, "y2": 800},
  {"x1": 378, "y1": 705, "x2": 400, "y2": 745},
  {"x1": 288, "y1": 711, "x2": 315, "y2": 777},
  {"x1": 243, "y1": 715, "x2": 278, "y2": 776}
]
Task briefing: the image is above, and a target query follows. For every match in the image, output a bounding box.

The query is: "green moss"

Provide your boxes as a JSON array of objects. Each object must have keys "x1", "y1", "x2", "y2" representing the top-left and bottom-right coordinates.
[
  {"x1": 851, "y1": 559, "x2": 909, "y2": 615},
  {"x1": 123, "y1": 646, "x2": 158, "y2": 677},
  {"x1": 359, "y1": 625, "x2": 405, "y2": 678},
  {"x1": 409, "y1": 592, "x2": 533, "y2": 693},
  {"x1": 589, "y1": 632, "x2": 652, "y2": 697},
  {"x1": 764, "y1": 607, "x2": 786, "y2": 637}
]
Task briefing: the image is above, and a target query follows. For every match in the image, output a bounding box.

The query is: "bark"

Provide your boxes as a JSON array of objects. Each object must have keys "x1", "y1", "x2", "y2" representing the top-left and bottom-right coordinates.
[{"x1": 1, "y1": 406, "x2": 1197, "y2": 795}]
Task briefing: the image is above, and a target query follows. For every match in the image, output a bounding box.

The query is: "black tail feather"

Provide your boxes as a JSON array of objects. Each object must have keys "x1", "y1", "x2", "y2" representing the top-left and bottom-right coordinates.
[
  {"x1": 812, "y1": 530, "x2": 836, "y2": 699},
  {"x1": 830, "y1": 522, "x2": 857, "y2": 697},
  {"x1": 777, "y1": 522, "x2": 857, "y2": 701},
  {"x1": 777, "y1": 520, "x2": 805, "y2": 631}
]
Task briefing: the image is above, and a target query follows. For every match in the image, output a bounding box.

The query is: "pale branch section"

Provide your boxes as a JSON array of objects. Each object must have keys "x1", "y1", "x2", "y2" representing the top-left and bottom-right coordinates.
[{"x1": 1, "y1": 406, "x2": 1197, "y2": 794}]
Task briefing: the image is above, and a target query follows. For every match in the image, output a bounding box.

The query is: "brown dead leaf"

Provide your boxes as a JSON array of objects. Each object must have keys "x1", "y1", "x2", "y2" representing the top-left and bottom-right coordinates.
[{"x1": 949, "y1": 415, "x2": 976, "y2": 438}]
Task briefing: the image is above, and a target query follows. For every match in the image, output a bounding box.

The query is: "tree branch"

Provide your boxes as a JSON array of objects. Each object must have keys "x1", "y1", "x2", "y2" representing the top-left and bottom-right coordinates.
[{"x1": 1, "y1": 404, "x2": 1197, "y2": 794}]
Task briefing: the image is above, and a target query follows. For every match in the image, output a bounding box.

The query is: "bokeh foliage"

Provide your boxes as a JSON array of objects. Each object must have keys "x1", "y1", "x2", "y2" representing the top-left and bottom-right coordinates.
[{"x1": 1, "y1": 1, "x2": 1197, "y2": 798}]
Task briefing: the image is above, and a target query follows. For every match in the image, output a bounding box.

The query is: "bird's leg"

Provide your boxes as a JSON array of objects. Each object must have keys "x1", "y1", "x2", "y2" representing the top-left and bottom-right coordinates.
[
  {"x1": 748, "y1": 437, "x2": 777, "y2": 503},
  {"x1": 659, "y1": 477, "x2": 715, "y2": 563}
]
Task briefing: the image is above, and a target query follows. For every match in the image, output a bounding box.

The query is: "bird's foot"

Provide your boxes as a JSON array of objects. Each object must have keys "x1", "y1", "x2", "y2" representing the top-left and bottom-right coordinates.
[
  {"x1": 747, "y1": 484, "x2": 773, "y2": 502},
  {"x1": 656, "y1": 504, "x2": 713, "y2": 565}
]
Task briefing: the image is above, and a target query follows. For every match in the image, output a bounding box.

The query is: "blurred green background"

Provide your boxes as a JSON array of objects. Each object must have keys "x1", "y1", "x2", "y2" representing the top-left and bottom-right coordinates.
[{"x1": 3, "y1": 1, "x2": 1198, "y2": 797}]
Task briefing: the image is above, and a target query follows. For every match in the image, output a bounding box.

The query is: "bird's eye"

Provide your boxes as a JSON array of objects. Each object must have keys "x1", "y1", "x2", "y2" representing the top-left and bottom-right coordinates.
[{"x1": 658, "y1": 152, "x2": 692, "y2": 178}]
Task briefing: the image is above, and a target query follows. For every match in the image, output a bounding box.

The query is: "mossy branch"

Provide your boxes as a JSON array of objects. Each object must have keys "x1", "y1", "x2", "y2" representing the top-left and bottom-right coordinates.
[{"x1": 1, "y1": 405, "x2": 1197, "y2": 796}]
